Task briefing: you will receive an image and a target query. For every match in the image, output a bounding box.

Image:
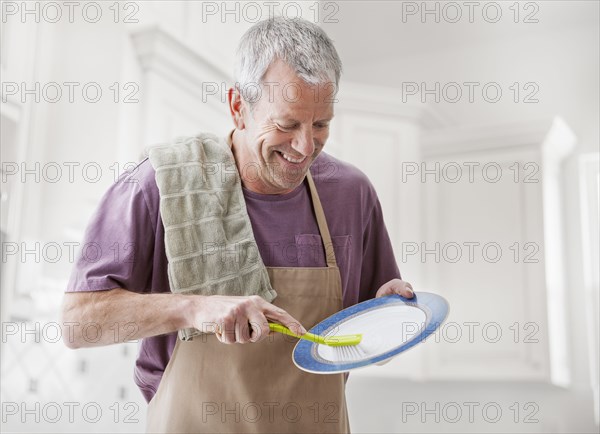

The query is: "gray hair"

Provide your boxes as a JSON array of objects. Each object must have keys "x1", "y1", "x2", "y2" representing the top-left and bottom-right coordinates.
[{"x1": 233, "y1": 17, "x2": 342, "y2": 104}]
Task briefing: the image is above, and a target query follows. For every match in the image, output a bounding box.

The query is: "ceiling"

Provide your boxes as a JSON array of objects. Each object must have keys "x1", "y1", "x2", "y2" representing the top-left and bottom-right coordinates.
[{"x1": 323, "y1": 1, "x2": 599, "y2": 67}]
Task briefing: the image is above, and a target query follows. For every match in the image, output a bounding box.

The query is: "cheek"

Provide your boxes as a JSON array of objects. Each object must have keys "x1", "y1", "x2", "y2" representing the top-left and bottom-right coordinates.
[
  {"x1": 262, "y1": 131, "x2": 287, "y2": 149},
  {"x1": 256, "y1": 133, "x2": 280, "y2": 158},
  {"x1": 315, "y1": 129, "x2": 330, "y2": 145}
]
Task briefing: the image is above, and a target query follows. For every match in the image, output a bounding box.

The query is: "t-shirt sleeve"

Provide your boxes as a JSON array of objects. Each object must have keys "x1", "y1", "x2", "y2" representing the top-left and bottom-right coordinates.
[
  {"x1": 359, "y1": 193, "x2": 402, "y2": 301},
  {"x1": 66, "y1": 162, "x2": 157, "y2": 293}
]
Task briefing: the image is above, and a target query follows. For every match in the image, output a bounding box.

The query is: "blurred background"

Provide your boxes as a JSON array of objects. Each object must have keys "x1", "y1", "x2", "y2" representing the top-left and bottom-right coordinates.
[{"x1": 1, "y1": 1, "x2": 598, "y2": 432}]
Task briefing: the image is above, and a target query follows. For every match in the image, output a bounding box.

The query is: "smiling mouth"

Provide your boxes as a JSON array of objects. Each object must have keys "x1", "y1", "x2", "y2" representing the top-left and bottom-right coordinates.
[{"x1": 275, "y1": 151, "x2": 307, "y2": 164}]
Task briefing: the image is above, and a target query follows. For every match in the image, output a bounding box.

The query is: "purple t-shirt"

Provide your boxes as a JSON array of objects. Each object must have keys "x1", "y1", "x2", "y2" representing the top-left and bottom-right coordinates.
[{"x1": 66, "y1": 149, "x2": 401, "y2": 402}]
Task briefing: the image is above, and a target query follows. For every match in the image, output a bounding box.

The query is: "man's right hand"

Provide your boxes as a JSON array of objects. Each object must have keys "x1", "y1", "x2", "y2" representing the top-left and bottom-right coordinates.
[
  {"x1": 61, "y1": 289, "x2": 306, "y2": 349},
  {"x1": 189, "y1": 295, "x2": 307, "y2": 345}
]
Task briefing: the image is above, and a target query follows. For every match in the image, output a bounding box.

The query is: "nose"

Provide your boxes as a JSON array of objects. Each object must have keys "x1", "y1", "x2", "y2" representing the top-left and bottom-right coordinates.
[{"x1": 291, "y1": 128, "x2": 315, "y2": 157}]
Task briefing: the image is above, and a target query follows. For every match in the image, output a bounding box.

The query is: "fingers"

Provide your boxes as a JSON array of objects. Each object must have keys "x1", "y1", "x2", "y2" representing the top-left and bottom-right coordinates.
[
  {"x1": 247, "y1": 314, "x2": 269, "y2": 343},
  {"x1": 263, "y1": 305, "x2": 307, "y2": 336},
  {"x1": 211, "y1": 296, "x2": 304, "y2": 345},
  {"x1": 218, "y1": 317, "x2": 260, "y2": 344},
  {"x1": 214, "y1": 322, "x2": 225, "y2": 343},
  {"x1": 216, "y1": 316, "x2": 237, "y2": 344},
  {"x1": 376, "y1": 279, "x2": 415, "y2": 298},
  {"x1": 234, "y1": 319, "x2": 247, "y2": 344},
  {"x1": 400, "y1": 281, "x2": 415, "y2": 298}
]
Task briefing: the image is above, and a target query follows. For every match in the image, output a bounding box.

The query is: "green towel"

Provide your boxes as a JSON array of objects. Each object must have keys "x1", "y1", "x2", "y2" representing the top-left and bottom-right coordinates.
[{"x1": 148, "y1": 132, "x2": 277, "y2": 341}]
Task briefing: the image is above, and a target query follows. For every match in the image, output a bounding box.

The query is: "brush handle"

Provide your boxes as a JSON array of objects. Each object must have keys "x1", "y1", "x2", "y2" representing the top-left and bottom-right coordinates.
[{"x1": 268, "y1": 323, "x2": 329, "y2": 345}]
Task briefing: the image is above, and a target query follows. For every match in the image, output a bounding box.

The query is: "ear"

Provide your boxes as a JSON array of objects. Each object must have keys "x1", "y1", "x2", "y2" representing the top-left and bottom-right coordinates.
[{"x1": 228, "y1": 87, "x2": 246, "y2": 130}]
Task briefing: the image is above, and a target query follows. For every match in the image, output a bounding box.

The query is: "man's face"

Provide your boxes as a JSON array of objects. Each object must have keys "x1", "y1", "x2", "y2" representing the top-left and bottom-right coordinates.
[{"x1": 231, "y1": 60, "x2": 335, "y2": 195}]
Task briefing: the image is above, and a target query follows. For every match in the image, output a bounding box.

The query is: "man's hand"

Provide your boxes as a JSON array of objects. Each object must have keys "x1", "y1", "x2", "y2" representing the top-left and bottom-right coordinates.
[
  {"x1": 374, "y1": 278, "x2": 414, "y2": 299},
  {"x1": 189, "y1": 295, "x2": 307, "y2": 345}
]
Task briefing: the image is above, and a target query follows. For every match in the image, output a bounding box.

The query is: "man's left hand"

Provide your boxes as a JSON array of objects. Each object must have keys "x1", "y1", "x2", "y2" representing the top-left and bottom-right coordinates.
[{"x1": 375, "y1": 278, "x2": 414, "y2": 299}]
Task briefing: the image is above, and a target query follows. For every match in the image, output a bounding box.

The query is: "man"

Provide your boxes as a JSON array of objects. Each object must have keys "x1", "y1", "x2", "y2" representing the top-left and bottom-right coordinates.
[{"x1": 62, "y1": 17, "x2": 414, "y2": 432}]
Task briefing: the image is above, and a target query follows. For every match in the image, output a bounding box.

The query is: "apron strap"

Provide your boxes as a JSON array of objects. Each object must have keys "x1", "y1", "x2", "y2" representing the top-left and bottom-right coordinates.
[{"x1": 306, "y1": 171, "x2": 338, "y2": 268}]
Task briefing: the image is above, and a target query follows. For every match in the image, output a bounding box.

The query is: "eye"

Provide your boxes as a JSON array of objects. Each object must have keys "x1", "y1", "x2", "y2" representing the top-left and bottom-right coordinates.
[
  {"x1": 313, "y1": 122, "x2": 330, "y2": 129},
  {"x1": 277, "y1": 123, "x2": 297, "y2": 131}
]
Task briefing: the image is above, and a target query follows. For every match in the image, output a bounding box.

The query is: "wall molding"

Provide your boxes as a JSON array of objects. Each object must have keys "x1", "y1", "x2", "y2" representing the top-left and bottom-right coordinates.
[
  {"x1": 336, "y1": 81, "x2": 451, "y2": 130},
  {"x1": 130, "y1": 25, "x2": 232, "y2": 99},
  {"x1": 422, "y1": 117, "x2": 577, "y2": 158}
]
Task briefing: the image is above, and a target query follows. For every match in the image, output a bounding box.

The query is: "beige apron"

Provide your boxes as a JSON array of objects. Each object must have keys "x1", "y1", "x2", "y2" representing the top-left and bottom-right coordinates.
[{"x1": 146, "y1": 171, "x2": 350, "y2": 433}]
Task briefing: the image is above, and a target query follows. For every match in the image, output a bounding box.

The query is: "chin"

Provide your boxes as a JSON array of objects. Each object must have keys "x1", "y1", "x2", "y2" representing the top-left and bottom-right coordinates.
[
  {"x1": 270, "y1": 169, "x2": 308, "y2": 191},
  {"x1": 276, "y1": 175, "x2": 305, "y2": 190}
]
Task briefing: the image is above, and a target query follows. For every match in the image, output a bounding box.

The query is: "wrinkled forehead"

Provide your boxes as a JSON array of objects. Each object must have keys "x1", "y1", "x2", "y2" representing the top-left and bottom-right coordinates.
[{"x1": 259, "y1": 86, "x2": 336, "y2": 123}]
